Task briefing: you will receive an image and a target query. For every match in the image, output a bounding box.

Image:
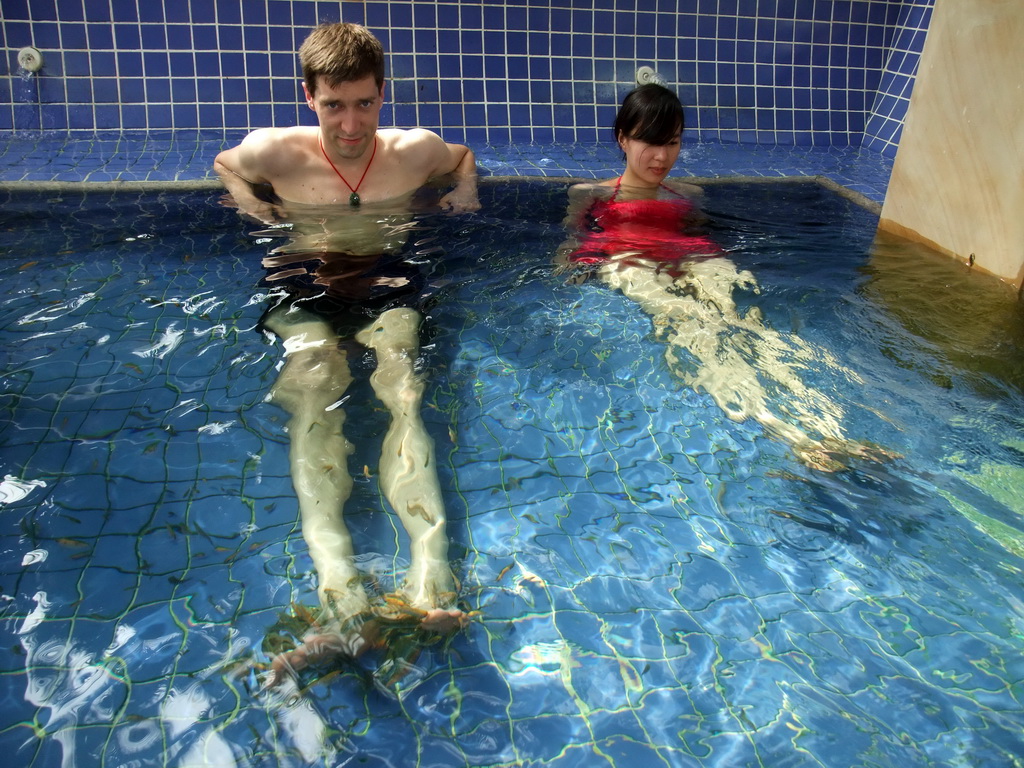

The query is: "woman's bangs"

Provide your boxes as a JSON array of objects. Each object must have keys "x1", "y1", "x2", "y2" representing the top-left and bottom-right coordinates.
[{"x1": 632, "y1": 114, "x2": 682, "y2": 145}]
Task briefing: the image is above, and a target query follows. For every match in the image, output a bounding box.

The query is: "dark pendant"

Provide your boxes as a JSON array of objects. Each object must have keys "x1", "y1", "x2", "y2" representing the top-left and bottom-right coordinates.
[{"x1": 349, "y1": 192, "x2": 360, "y2": 206}]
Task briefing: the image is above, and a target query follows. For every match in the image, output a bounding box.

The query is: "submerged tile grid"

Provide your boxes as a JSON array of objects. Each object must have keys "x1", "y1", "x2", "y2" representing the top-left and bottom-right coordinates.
[
  {"x1": 0, "y1": 132, "x2": 894, "y2": 202},
  {"x1": 406, "y1": 212, "x2": 1024, "y2": 766},
  {"x1": 0, "y1": 198, "x2": 312, "y2": 765},
  {"x1": 7, "y1": 184, "x2": 1019, "y2": 766}
]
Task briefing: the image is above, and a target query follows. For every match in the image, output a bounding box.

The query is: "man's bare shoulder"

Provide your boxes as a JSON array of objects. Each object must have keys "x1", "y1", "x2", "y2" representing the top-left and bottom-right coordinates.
[
  {"x1": 240, "y1": 125, "x2": 317, "y2": 150},
  {"x1": 239, "y1": 126, "x2": 317, "y2": 168},
  {"x1": 379, "y1": 128, "x2": 469, "y2": 184},
  {"x1": 379, "y1": 126, "x2": 443, "y2": 145}
]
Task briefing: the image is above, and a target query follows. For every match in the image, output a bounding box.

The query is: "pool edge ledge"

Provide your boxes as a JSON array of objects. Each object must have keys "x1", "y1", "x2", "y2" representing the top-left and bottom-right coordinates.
[{"x1": 0, "y1": 175, "x2": 882, "y2": 213}]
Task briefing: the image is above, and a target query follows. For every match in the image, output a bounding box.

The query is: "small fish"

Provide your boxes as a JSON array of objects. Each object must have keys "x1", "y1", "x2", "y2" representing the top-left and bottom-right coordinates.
[
  {"x1": 57, "y1": 538, "x2": 89, "y2": 549},
  {"x1": 18, "y1": 261, "x2": 37, "y2": 271},
  {"x1": 383, "y1": 594, "x2": 427, "y2": 617},
  {"x1": 496, "y1": 563, "x2": 514, "y2": 582},
  {"x1": 292, "y1": 602, "x2": 320, "y2": 629},
  {"x1": 124, "y1": 363, "x2": 143, "y2": 375}
]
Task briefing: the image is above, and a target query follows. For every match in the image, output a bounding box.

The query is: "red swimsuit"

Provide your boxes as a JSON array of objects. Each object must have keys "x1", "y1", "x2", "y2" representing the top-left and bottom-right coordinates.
[{"x1": 570, "y1": 178, "x2": 721, "y2": 265}]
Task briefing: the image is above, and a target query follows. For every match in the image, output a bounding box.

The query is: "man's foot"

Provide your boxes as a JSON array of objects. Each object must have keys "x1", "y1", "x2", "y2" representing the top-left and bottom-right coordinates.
[
  {"x1": 377, "y1": 593, "x2": 471, "y2": 635},
  {"x1": 420, "y1": 607, "x2": 471, "y2": 634},
  {"x1": 365, "y1": 595, "x2": 473, "y2": 697},
  {"x1": 265, "y1": 613, "x2": 380, "y2": 689}
]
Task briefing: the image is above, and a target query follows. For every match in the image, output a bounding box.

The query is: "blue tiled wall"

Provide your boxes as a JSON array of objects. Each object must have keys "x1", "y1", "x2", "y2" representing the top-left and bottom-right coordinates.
[
  {"x1": 1, "y1": 0, "x2": 932, "y2": 157},
  {"x1": 862, "y1": 0, "x2": 933, "y2": 155}
]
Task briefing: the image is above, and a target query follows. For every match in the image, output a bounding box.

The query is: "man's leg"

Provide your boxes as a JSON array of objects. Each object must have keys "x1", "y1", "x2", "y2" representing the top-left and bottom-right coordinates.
[
  {"x1": 263, "y1": 303, "x2": 371, "y2": 623},
  {"x1": 355, "y1": 308, "x2": 463, "y2": 629}
]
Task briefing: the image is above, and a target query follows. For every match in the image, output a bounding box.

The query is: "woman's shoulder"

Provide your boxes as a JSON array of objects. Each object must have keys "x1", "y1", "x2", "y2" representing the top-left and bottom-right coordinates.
[
  {"x1": 568, "y1": 179, "x2": 616, "y2": 201},
  {"x1": 663, "y1": 178, "x2": 705, "y2": 198}
]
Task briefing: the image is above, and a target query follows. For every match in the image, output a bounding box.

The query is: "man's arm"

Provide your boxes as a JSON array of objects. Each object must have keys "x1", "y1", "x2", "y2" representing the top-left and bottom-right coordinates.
[
  {"x1": 438, "y1": 143, "x2": 480, "y2": 213},
  {"x1": 213, "y1": 129, "x2": 284, "y2": 223},
  {"x1": 405, "y1": 130, "x2": 479, "y2": 213}
]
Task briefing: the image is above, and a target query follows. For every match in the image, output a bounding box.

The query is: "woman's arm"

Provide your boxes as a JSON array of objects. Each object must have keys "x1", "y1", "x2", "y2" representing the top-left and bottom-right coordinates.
[{"x1": 554, "y1": 182, "x2": 607, "y2": 275}]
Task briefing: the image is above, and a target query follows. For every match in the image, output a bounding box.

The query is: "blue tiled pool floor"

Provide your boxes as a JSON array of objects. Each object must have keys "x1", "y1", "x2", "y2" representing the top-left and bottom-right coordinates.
[
  {"x1": 3, "y1": 181, "x2": 1023, "y2": 767},
  {"x1": 0, "y1": 131, "x2": 893, "y2": 203},
  {"x1": 5, "y1": 163, "x2": 1024, "y2": 768}
]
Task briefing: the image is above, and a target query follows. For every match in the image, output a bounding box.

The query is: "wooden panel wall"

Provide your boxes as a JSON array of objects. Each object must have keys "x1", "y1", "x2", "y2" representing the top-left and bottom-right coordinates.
[{"x1": 879, "y1": 0, "x2": 1024, "y2": 291}]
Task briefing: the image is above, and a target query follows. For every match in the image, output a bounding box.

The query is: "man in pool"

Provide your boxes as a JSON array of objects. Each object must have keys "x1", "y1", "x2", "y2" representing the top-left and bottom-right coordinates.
[{"x1": 213, "y1": 22, "x2": 478, "y2": 683}]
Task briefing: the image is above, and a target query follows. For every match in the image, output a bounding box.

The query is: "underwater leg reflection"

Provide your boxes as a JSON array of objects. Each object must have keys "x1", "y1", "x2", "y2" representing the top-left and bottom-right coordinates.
[
  {"x1": 355, "y1": 308, "x2": 464, "y2": 632},
  {"x1": 261, "y1": 302, "x2": 464, "y2": 688},
  {"x1": 264, "y1": 305, "x2": 369, "y2": 620},
  {"x1": 598, "y1": 257, "x2": 892, "y2": 470}
]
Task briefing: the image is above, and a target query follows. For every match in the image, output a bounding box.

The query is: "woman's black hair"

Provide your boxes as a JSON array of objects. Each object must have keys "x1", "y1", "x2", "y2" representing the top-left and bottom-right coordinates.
[{"x1": 613, "y1": 84, "x2": 684, "y2": 146}]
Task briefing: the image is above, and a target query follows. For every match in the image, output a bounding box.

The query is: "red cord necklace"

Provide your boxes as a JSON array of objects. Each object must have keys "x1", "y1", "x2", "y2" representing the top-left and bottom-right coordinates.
[{"x1": 318, "y1": 133, "x2": 377, "y2": 206}]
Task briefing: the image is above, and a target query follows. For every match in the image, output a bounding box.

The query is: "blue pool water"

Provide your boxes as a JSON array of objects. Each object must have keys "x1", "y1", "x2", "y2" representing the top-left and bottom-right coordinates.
[{"x1": 0, "y1": 181, "x2": 1022, "y2": 767}]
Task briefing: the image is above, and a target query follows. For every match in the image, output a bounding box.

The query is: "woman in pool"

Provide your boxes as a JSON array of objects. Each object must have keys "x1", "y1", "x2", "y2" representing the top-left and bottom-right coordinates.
[{"x1": 560, "y1": 84, "x2": 884, "y2": 470}]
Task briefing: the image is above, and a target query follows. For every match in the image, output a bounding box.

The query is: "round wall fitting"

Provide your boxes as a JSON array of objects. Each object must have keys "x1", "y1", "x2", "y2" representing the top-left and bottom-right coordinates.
[
  {"x1": 18, "y1": 47, "x2": 43, "y2": 73},
  {"x1": 635, "y1": 66, "x2": 665, "y2": 86}
]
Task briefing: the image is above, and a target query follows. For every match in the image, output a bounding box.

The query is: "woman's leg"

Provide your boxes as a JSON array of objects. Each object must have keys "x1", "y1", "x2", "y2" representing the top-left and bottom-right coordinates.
[{"x1": 599, "y1": 259, "x2": 863, "y2": 468}]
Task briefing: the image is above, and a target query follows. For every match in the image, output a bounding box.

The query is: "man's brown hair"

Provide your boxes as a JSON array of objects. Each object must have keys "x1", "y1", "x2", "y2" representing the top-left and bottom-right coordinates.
[{"x1": 298, "y1": 23, "x2": 385, "y2": 95}]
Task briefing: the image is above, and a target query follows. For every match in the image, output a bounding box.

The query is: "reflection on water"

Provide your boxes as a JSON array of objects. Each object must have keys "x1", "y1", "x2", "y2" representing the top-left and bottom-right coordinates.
[
  {"x1": 0, "y1": 183, "x2": 1022, "y2": 767},
  {"x1": 865, "y1": 229, "x2": 1024, "y2": 394}
]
